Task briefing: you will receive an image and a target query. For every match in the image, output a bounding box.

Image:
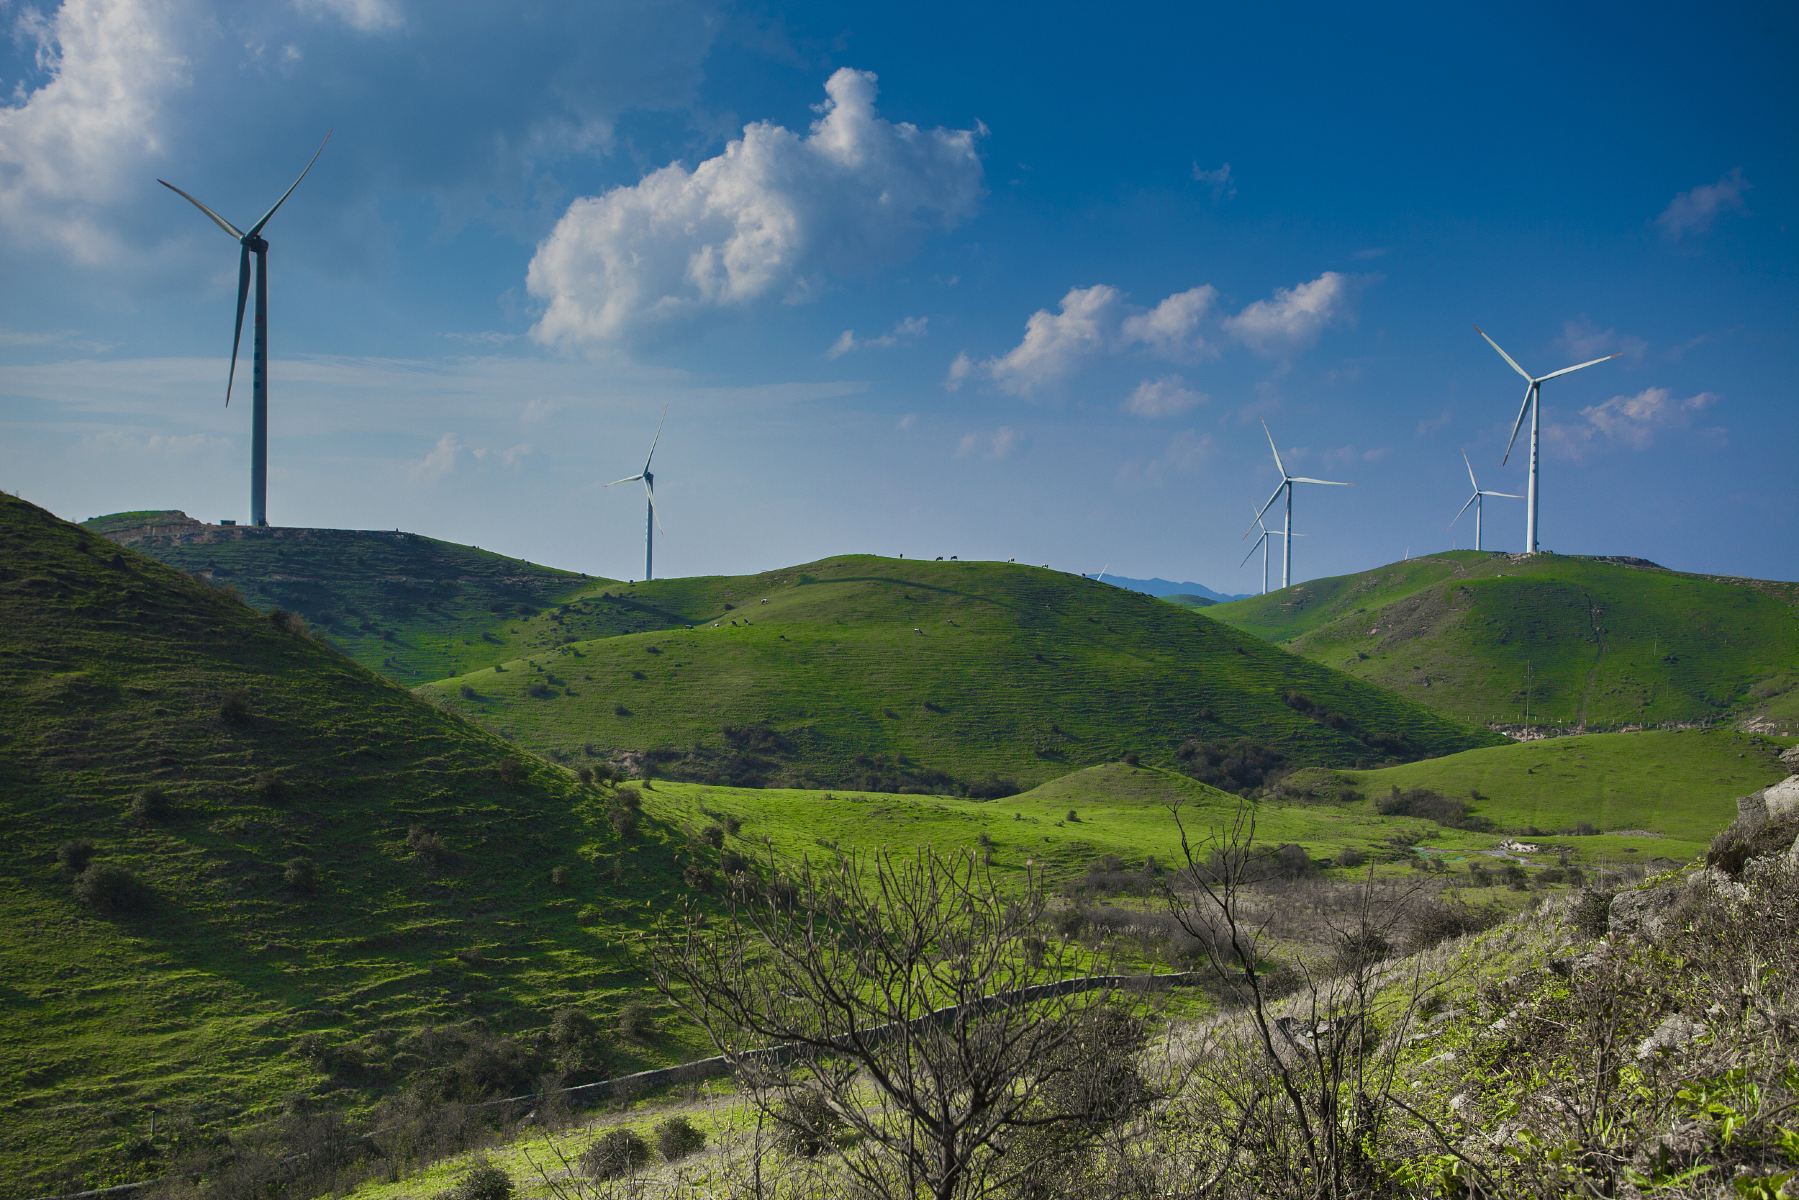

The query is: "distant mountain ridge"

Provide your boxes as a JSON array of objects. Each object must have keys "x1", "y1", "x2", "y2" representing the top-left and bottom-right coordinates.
[{"x1": 1091, "y1": 574, "x2": 1246, "y2": 603}]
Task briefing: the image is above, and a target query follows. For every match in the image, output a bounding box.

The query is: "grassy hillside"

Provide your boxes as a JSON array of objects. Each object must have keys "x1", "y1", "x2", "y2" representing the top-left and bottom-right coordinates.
[
  {"x1": 86, "y1": 510, "x2": 604, "y2": 684},
  {"x1": 1207, "y1": 551, "x2": 1799, "y2": 732},
  {"x1": 418, "y1": 555, "x2": 1499, "y2": 791},
  {"x1": 2, "y1": 496, "x2": 692, "y2": 1194},
  {"x1": 1281, "y1": 727, "x2": 1788, "y2": 862}
]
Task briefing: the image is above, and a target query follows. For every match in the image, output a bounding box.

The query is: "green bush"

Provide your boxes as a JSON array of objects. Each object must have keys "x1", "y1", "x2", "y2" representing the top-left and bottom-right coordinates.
[
  {"x1": 655, "y1": 1115, "x2": 706, "y2": 1161},
  {"x1": 616, "y1": 1000, "x2": 654, "y2": 1041},
  {"x1": 57, "y1": 838, "x2": 96, "y2": 874},
  {"x1": 129, "y1": 786, "x2": 172, "y2": 822},
  {"x1": 581, "y1": 1128, "x2": 650, "y2": 1179},
  {"x1": 772, "y1": 1089, "x2": 841, "y2": 1157},
  {"x1": 444, "y1": 1157, "x2": 511, "y2": 1200},
  {"x1": 283, "y1": 857, "x2": 318, "y2": 894},
  {"x1": 73, "y1": 863, "x2": 148, "y2": 912}
]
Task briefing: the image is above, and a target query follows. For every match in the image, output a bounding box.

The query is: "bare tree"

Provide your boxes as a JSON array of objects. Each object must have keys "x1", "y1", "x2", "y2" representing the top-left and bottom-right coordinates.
[{"x1": 650, "y1": 848, "x2": 1134, "y2": 1200}]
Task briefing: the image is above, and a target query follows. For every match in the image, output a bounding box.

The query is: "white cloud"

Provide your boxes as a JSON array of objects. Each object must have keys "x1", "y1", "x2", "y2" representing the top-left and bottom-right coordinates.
[
  {"x1": 290, "y1": 0, "x2": 404, "y2": 32},
  {"x1": 0, "y1": 0, "x2": 192, "y2": 264},
  {"x1": 826, "y1": 314, "x2": 927, "y2": 358},
  {"x1": 1191, "y1": 161, "x2": 1234, "y2": 198},
  {"x1": 1120, "y1": 285, "x2": 1215, "y2": 358},
  {"x1": 1124, "y1": 375, "x2": 1206, "y2": 418},
  {"x1": 1224, "y1": 271, "x2": 1356, "y2": 355},
  {"x1": 408, "y1": 432, "x2": 462, "y2": 483},
  {"x1": 1656, "y1": 169, "x2": 1749, "y2": 241},
  {"x1": 1549, "y1": 387, "x2": 1721, "y2": 457},
  {"x1": 527, "y1": 68, "x2": 984, "y2": 345},
  {"x1": 1557, "y1": 316, "x2": 1647, "y2": 363},
  {"x1": 955, "y1": 426, "x2": 1016, "y2": 460}
]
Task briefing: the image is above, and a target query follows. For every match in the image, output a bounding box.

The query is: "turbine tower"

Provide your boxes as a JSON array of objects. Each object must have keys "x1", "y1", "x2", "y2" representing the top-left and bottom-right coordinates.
[
  {"x1": 160, "y1": 133, "x2": 331, "y2": 527},
  {"x1": 1246, "y1": 421, "x2": 1349, "y2": 589},
  {"x1": 608, "y1": 409, "x2": 666, "y2": 581},
  {"x1": 1474, "y1": 326, "x2": 1617, "y2": 554},
  {"x1": 1240, "y1": 506, "x2": 1298, "y2": 596},
  {"x1": 1449, "y1": 448, "x2": 1521, "y2": 551}
]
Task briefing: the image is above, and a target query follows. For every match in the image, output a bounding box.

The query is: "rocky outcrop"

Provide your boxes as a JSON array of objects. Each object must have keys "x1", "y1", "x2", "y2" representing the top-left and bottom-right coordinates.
[{"x1": 1707, "y1": 774, "x2": 1799, "y2": 878}]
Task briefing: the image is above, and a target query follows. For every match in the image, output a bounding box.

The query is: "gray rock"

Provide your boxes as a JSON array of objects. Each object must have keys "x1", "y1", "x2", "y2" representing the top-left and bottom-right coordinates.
[
  {"x1": 1635, "y1": 1013, "x2": 1703, "y2": 1061},
  {"x1": 1765, "y1": 775, "x2": 1799, "y2": 822},
  {"x1": 1608, "y1": 882, "x2": 1682, "y2": 940},
  {"x1": 1780, "y1": 745, "x2": 1799, "y2": 771}
]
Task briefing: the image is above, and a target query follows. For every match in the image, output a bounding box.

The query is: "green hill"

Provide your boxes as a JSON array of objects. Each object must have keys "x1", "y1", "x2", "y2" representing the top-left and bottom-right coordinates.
[
  {"x1": 417, "y1": 555, "x2": 1499, "y2": 792},
  {"x1": 2, "y1": 496, "x2": 690, "y2": 1194},
  {"x1": 1281, "y1": 727, "x2": 1788, "y2": 862},
  {"x1": 86, "y1": 510, "x2": 605, "y2": 684},
  {"x1": 1206, "y1": 551, "x2": 1799, "y2": 732}
]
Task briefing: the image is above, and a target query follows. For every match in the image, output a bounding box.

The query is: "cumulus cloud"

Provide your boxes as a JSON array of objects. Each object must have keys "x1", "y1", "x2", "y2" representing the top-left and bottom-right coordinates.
[
  {"x1": 1125, "y1": 375, "x2": 1206, "y2": 418},
  {"x1": 826, "y1": 314, "x2": 927, "y2": 358},
  {"x1": 956, "y1": 426, "x2": 1017, "y2": 460},
  {"x1": 0, "y1": 0, "x2": 192, "y2": 264},
  {"x1": 1656, "y1": 169, "x2": 1749, "y2": 241},
  {"x1": 1191, "y1": 161, "x2": 1235, "y2": 198},
  {"x1": 527, "y1": 68, "x2": 984, "y2": 345},
  {"x1": 953, "y1": 282, "x2": 1217, "y2": 395},
  {"x1": 1549, "y1": 387, "x2": 1720, "y2": 458},
  {"x1": 408, "y1": 432, "x2": 462, "y2": 483},
  {"x1": 290, "y1": 0, "x2": 404, "y2": 31},
  {"x1": 1120, "y1": 285, "x2": 1215, "y2": 358},
  {"x1": 1224, "y1": 271, "x2": 1356, "y2": 355}
]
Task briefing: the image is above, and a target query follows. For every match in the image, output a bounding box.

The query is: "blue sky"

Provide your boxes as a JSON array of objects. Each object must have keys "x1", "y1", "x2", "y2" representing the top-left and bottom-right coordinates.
[{"x1": 1, "y1": 0, "x2": 1794, "y2": 587}]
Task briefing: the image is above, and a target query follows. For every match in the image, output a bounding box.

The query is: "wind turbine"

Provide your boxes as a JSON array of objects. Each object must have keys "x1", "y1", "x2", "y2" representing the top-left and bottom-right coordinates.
[
  {"x1": 1474, "y1": 326, "x2": 1617, "y2": 554},
  {"x1": 1449, "y1": 448, "x2": 1521, "y2": 552},
  {"x1": 608, "y1": 409, "x2": 666, "y2": 581},
  {"x1": 1240, "y1": 506, "x2": 1300, "y2": 596},
  {"x1": 1246, "y1": 421, "x2": 1349, "y2": 589},
  {"x1": 160, "y1": 133, "x2": 331, "y2": 528}
]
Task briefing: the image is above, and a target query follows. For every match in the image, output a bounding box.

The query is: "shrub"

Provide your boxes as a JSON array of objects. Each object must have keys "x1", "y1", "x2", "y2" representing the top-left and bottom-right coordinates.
[
  {"x1": 283, "y1": 857, "x2": 318, "y2": 894},
  {"x1": 1175, "y1": 736, "x2": 1287, "y2": 792},
  {"x1": 655, "y1": 1115, "x2": 706, "y2": 1161},
  {"x1": 57, "y1": 838, "x2": 96, "y2": 875},
  {"x1": 722, "y1": 814, "x2": 742, "y2": 835},
  {"x1": 130, "y1": 786, "x2": 172, "y2": 822},
  {"x1": 607, "y1": 803, "x2": 640, "y2": 838},
  {"x1": 616, "y1": 1000, "x2": 654, "y2": 1041},
  {"x1": 682, "y1": 863, "x2": 716, "y2": 892},
  {"x1": 407, "y1": 825, "x2": 452, "y2": 873},
  {"x1": 549, "y1": 864, "x2": 569, "y2": 886},
  {"x1": 582, "y1": 1129, "x2": 650, "y2": 1179},
  {"x1": 269, "y1": 608, "x2": 306, "y2": 635},
  {"x1": 459, "y1": 684, "x2": 479, "y2": 700},
  {"x1": 772, "y1": 1088, "x2": 842, "y2": 1157},
  {"x1": 549, "y1": 1006, "x2": 607, "y2": 1075},
  {"x1": 1338, "y1": 846, "x2": 1368, "y2": 869},
  {"x1": 1266, "y1": 842, "x2": 1319, "y2": 881},
  {"x1": 445, "y1": 1158, "x2": 512, "y2": 1200},
  {"x1": 73, "y1": 863, "x2": 147, "y2": 913},
  {"x1": 495, "y1": 758, "x2": 527, "y2": 787},
  {"x1": 218, "y1": 688, "x2": 253, "y2": 726},
  {"x1": 1335, "y1": 924, "x2": 1392, "y2": 971},
  {"x1": 255, "y1": 771, "x2": 293, "y2": 804},
  {"x1": 1066, "y1": 809, "x2": 1080, "y2": 823},
  {"x1": 1375, "y1": 785, "x2": 1492, "y2": 831},
  {"x1": 1571, "y1": 889, "x2": 1614, "y2": 939},
  {"x1": 699, "y1": 824, "x2": 726, "y2": 849},
  {"x1": 1405, "y1": 896, "x2": 1502, "y2": 951}
]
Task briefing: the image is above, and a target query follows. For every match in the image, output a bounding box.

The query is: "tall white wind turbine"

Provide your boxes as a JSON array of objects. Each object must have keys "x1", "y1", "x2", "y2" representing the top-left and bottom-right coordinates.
[
  {"x1": 1449, "y1": 448, "x2": 1522, "y2": 552},
  {"x1": 160, "y1": 133, "x2": 331, "y2": 527},
  {"x1": 1475, "y1": 327, "x2": 1617, "y2": 554},
  {"x1": 1240, "y1": 506, "x2": 1299, "y2": 596},
  {"x1": 608, "y1": 409, "x2": 666, "y2": 581},
  {"x1": 1246, "y1": 421, "x2": 1349, "y2": 589}
]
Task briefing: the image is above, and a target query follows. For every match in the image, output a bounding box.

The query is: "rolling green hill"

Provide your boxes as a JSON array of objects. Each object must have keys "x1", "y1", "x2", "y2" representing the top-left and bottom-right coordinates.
[
  {"x1": 1207, "y1": 551, "x2": 1799, "y2": 732},
  {"x1": 2, "y1": 496, "x2": 691, "y2": 1193},
  {"x1": 417, "y1": 555, "x2": 1500, "y2": 792},
  {"x1": 86, "y1": 510, "x2": 606, "y2": 684}
]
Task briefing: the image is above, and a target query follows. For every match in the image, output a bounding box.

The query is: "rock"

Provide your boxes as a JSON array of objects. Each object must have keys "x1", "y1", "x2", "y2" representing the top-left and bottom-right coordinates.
[
  {"x1": 1765, "y1": 775, "x2": 1799, "y2": 822},
  {"x1": 1789, "y1": 831, "x2": 1799, "y2": 869},
  {"x1": 1780, "y1": 745, "x2": 1799, "y2": 771},
  {"x1": 1609, "y1": 881, "x2": 1683, "y2": 940},
  {"x1": 1635, "y1": 1012, "x2": 1703, "y2": 1061},
  {"x1": 1546, "y1": 956, "x2": 1573, "y2": 978}
]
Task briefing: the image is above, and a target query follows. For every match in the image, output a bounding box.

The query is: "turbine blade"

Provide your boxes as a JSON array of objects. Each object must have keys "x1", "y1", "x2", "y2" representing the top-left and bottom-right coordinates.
[
  {"x1": 1501, "y1": 381, "x2": 1533, "y2": 465},
  {"x1": 247, "y1": 130, "x2": 332, "y2": 237},
  {"x1": 1289, "y1": 476, "x2": 1351, "y2": 487},
  {"x1": 1449, "y1": 493, "x2": 1476, "y2": 528},
  {"x1": 606, "y1": 474, "x2": 643, "y2": 487},
  {"x1": 643, "y1": 406, "x2": 667, "y2": 474},
  {"x1": 158, "y1": 180, "x2": 243, "y2": 239},
  {"x1": 1261, "y1": 419, "x2": 1287, "y2": 478},
  {"x1": 1474, "y1": 325, "x2": 1532, "y2": 381},
  {"x1": 226, "y1": 245, "x2": 250, "y2": 405},
  {"x1": 1483, "y1": 490, "x2": 1523, "y2": 499},
  {"x1": 1537, "y1": 353, "x2": 1619, "y2": 382},
  {"x1": 644, "y1": 480, "x2": 664, "y2": 533},
  {"x1": 1462, "y1": 448, "x2": 1478, "y2": 491},
  {"x1": 1246, "y1": 481, "x2": 1286, "y2": 537},
  {"x1": 1239, "y1": 536, "x2": 1266, "y2": 567}
]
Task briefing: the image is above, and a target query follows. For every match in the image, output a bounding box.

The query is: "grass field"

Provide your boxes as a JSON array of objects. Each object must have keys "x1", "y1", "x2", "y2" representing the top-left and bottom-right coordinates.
[
  {"x1": 1206, "y1": 551, "x2": 1799, "y2": 731},
  {"x1": 416, "y1": 555, "x2": 1499, "y2": 792},
  {"x1": 2, "y1": 496, "x2": 699, "y2": 1194}
]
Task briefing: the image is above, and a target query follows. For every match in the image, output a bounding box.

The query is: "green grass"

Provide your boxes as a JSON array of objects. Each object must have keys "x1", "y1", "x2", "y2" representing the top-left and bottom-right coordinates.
[
  {"x1": 416, "y1": 555, "x2": 1498, "y2": 791},
  {"x1": 1283, "y1": 727, "x2": 1789, "y2": 862},
  {"x1": 1206, "y1": 551, "x2": 1799, "y2": 731},
  {"x1": 84, "y1": 510, "x2": 606, "y2": 684},
  {"x1": 2, "y1": 496, "x2": 699, "y2": 1194}
]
